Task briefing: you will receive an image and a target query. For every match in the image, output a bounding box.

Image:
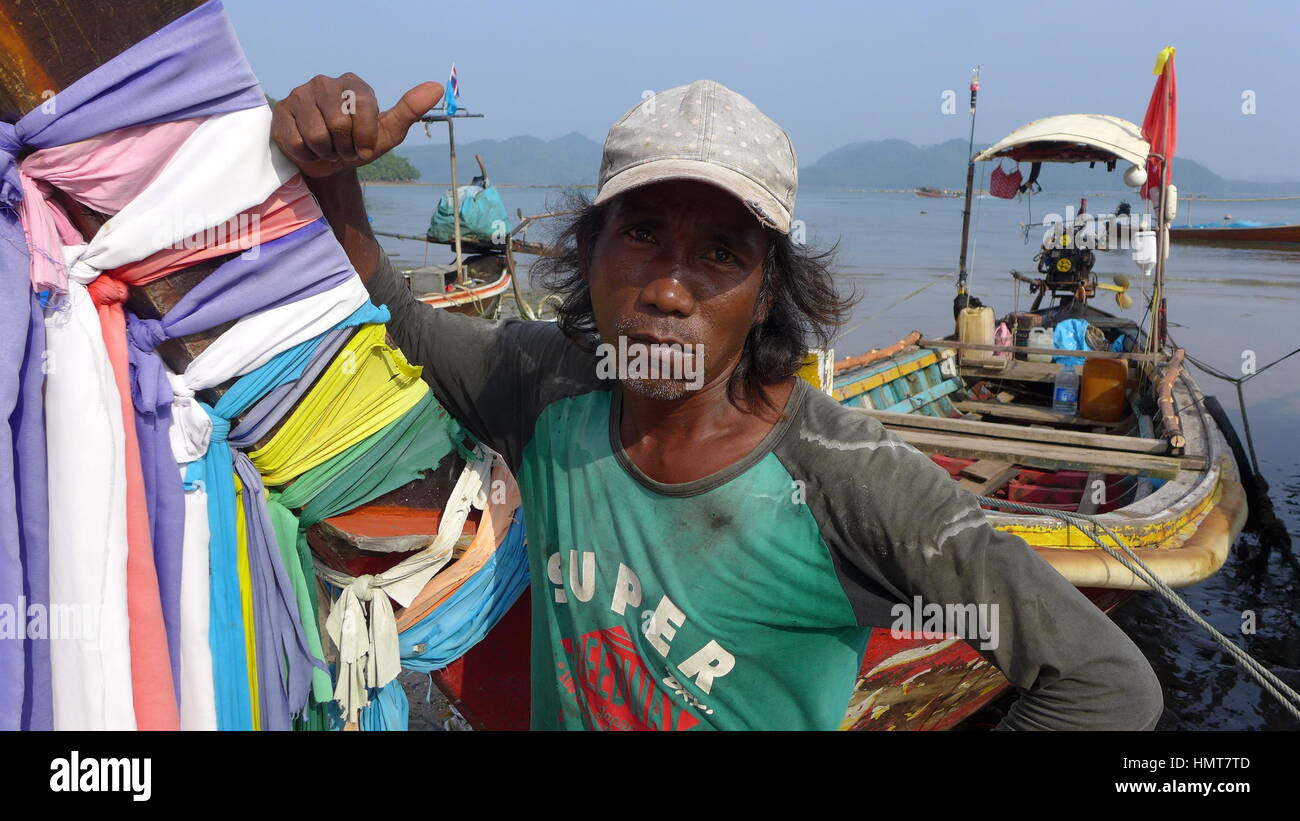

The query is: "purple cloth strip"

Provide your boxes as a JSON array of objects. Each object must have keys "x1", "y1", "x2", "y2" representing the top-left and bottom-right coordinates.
[
  {"x1": 232, "y1": 453, "x2": 322, "y2": 728},
  {"x1": 0, "y1": 226, "x2": 47, "y2": 730},
  {"x1": 228, "y1": 325, "x2": 357, "y2": 448},
  {"x1": 126, "y1": 220, "x2": 356, "y2": 351},
  {"x1": 15, "y1": 293, "x2": 50, "y2": 730},
  {"x1": 127, "y1": 309, "x2": 186, "y2": 700}
]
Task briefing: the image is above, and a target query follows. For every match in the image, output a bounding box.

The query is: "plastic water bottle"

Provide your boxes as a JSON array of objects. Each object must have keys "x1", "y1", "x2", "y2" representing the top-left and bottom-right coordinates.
[{"x1": 1053, "y1": 364, "x2": 1080, "y2": 416}]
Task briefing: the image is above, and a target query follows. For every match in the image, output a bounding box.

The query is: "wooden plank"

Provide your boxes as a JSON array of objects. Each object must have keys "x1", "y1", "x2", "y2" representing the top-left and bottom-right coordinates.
[
  {"x1": 960, "y1": 459, "x2": 1014, "y2": 482},
  {"x1": 886, "y1": 428, "x2": 1199, "y2": 480},
  {"x1": 860, "y1": 408, "x2": 1169, "y2": 455},
  {"x1": 957, "y1": 460, "x2": 1019, "y2": 496},
  {"x1": 881, "y1": 377, "x2": 961, "y2": 414},
  {"x1": 952, "y1": 399, "x2": 1129, "y2": 429},
  {"x1": 959, "y1": 360, "x2": 1061, "y2": 383},
  {"x1": 919, "y1": 337, "x2": 1165, "y2": 363}
]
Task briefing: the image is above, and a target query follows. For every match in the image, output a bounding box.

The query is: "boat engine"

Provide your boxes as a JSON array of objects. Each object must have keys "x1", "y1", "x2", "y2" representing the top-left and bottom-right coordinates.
[{"x1": 1036, "y1": 238, "x2": 1095, "y2": 292}]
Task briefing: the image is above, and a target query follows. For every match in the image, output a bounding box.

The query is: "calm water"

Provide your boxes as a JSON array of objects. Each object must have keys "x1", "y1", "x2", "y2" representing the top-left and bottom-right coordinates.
[{"x1": 367, "y1": 182, "x2": 1300, "y2": 730}]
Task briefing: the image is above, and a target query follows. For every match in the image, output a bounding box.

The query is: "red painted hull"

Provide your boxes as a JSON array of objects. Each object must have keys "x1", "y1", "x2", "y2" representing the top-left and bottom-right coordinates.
[{"x1": 1171, "y1": 223, "x2": 1300, "y2": 244}]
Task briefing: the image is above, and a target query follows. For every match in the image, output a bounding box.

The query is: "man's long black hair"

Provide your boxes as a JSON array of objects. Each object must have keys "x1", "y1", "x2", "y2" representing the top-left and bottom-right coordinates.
[{"x1": 530, "y1": 190, "x2": 856, "y2": 411}]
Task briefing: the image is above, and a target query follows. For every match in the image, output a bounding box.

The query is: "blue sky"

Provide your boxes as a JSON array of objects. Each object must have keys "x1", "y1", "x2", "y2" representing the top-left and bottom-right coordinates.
[{"x1": 226, "y1": 0, "x2": 1300, "y2": 180}]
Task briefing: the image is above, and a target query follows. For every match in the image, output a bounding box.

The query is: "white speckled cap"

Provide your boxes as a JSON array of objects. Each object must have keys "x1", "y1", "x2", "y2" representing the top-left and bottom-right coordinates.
[{"x1": 594, "y1": 80, "x2": 797, "y2": 234}]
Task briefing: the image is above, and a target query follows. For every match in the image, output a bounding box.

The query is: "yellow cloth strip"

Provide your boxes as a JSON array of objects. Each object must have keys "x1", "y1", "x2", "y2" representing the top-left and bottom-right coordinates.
[
  {"x1": 1152, "y1": 46, "x2": 1175, "y2": 75},
  {"x1": 249, "y1": 322, "x2": 428, "y2": 486},
  {"x1": 234, "y1": 473, "x2": 261, "y2": 732}
]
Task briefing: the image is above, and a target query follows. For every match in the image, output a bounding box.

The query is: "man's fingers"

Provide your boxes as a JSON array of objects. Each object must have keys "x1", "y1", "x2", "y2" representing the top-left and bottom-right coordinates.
[
  {"x1": 315, "y1": 90, "x2": 357, "y2": 163},
  {"x1": 349, "y1": 79, "x2": 382, "y2": 162},
  {"x1": 376, "y1": 81, "x2": 444, "y2": 154},
  {"x1": 294, "y1": 77, "x2": 341, "y2": 163},
  {"x1": 271, "y1": 104, "x2": 318, "y2": 168}
]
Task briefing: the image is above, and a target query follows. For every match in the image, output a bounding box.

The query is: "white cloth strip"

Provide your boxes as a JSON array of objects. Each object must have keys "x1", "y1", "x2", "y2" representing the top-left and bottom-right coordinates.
[
  {"x1": 180, "y1": 275, "x2": 371, "y2": 393},
  {"x1": 177, "y1": 459, "x2": 217, "y2": 731},
  {"x1": 65, "y1": 106, "x2": 297, "y2": 280},
  {"x1": 43, "y1": 278, "x2": 136, "y2": 730}
]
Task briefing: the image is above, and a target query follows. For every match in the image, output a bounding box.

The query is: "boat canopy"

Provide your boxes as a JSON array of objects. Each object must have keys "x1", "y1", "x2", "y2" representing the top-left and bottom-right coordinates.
[{"x1": 972, "y1": 114, "x2": 1149, "y2": 167}]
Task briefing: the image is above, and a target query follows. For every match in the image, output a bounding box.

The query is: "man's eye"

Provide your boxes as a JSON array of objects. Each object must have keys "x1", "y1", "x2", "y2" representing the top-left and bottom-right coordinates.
[
  {"x1": 627, "y1": 227, "x2": 655, "y2": 243},
  {"x1": 710, "y1": 248, "x2": 736, "y2": 264}
]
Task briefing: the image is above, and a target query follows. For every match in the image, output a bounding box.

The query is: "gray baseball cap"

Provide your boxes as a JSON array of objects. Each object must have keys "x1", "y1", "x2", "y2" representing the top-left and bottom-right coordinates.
[{"x1": 594, "y1": 80, "x2": 798, "y2": 234}]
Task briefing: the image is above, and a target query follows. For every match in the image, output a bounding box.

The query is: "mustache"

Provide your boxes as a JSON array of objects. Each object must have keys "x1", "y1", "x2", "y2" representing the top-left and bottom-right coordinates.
[{"x1": 613, "y1": 316, "x2": 705, "y2": 347}]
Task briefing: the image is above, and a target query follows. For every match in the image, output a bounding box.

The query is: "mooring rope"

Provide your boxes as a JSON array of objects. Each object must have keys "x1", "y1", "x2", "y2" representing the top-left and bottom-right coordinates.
[{"x1": 976, "y1": 494, "x2": 1300, "y2": 721}]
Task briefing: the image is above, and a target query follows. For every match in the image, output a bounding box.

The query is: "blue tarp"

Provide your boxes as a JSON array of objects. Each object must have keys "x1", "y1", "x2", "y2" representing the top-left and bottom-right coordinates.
[
  {"x1": 427, "y1": 184, "x2": 511, "y2": 244},
  {"x1": 1052, "y1": 319, "x2": 1092, "y2": 367}
]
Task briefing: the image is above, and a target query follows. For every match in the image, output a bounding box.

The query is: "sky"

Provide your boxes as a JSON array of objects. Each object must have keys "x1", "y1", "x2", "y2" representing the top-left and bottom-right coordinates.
[{"x1": 226, "y1": 0, "x2": 1300, "y2": 180}]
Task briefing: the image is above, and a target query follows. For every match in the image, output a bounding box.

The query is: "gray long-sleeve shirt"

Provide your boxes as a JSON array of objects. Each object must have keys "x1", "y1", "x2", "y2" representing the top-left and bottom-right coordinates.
[{"x1": 365, "y1": 253, "x2": 1164, "y2": 730}]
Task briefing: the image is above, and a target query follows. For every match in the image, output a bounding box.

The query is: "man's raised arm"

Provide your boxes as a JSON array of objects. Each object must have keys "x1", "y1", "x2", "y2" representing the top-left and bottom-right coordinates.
[{"x1": 269, "y1": 74, "x2": 573, "y2": 469}]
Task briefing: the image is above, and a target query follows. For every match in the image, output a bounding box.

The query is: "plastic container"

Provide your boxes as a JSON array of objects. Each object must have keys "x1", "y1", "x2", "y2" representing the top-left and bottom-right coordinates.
[
  {"x1": 1026, "y1": 327, "x2": 1054, "y2": 362},
  {"x1": 1080, "y1": 358, "x2": 1128, "y2": 422},
  {"x1": 993, "y1": 322, "x2": 1012, "y2": 359},
  {"x1": 1053, "y1": 364, "x2": 1080, "y2": 416},
  {"x1": 1133, "y1": 229, "x2": 1157, "y2": 276},
  {"x1": 957, "y1": 306, "x2": 996, "y2": 365}
]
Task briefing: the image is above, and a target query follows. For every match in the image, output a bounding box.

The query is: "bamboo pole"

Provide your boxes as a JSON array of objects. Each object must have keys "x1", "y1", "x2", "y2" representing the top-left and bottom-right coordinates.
[
  {"x1": 1156, "y1": 348, "x2": 1186, "y2": 452},
  {"x1": 834, "y1": 331, "x2": 922, "y2": 373},
  {"x1": 955, "y1": 67, "x2": 980, "y2": 305},
  {"x1": 447, "y1": 116, "x2": 465, "y2": 285}
]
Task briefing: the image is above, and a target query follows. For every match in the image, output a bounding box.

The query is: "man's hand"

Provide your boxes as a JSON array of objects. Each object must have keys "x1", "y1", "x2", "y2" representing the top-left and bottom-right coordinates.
[{"x1": 271, "y1": 74, "x2": 444, "y2": 178}]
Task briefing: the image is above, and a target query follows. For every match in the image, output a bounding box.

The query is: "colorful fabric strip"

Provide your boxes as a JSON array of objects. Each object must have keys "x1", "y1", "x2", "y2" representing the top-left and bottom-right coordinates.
[{"x1": 250, "y1": 323, "x2": 428, "y2": 486}]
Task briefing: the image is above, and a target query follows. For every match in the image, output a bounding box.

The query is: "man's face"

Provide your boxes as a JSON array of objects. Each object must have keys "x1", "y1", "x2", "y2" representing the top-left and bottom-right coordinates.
[{"x1": 585, "y1": 180, "x2": 771, "y2": 401}]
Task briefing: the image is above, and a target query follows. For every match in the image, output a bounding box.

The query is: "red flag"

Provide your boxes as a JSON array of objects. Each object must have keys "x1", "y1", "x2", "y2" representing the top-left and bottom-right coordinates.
[{"x1": 1140, "y1": 47, "x2": 1177, "y2": 201}]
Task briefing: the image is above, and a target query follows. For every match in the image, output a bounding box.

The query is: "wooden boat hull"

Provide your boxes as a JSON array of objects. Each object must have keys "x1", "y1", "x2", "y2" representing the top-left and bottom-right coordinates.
[
  {"x1": 402, "y1": 253, "x2": 510, "y2": 318},
  {"x1": 1170, "y1": 223, "x2": 1300, "y2": 244},
  {"x1": 916, "y1": 187, "x2": 960, "y2": 199}
]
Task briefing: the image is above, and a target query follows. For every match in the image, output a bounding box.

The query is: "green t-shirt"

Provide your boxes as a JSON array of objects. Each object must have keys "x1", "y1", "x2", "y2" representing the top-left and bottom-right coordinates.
[{"x1": 365, "y1": 255, "x2": 1164, "y2": 731}]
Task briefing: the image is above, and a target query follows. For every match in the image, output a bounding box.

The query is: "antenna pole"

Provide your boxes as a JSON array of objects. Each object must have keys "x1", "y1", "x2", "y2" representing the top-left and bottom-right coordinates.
[
  {"x1": 956, "y1": 66, "x2": 980, "y2": 305},
  {"x1": 447, "y1": 115, "x2": 465, "y2": 285}
]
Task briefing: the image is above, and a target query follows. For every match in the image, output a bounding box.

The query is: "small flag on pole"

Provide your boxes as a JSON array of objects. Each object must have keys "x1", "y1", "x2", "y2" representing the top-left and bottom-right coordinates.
[{"x1": 446, "y1": 63, "x2": 459, "y2": 115}]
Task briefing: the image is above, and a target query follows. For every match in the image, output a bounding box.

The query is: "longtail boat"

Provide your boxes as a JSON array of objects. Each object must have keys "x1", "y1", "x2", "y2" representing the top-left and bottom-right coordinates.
[
  {"x1": 824, "y1": 61, "x2": 1252, "y2": 729},
  {"x1": 1170, "y1": 221, "x2": 1300, "y2": 245},
  {"x1": 916, "y1": 186, "x2": 961, "y2": 198}
]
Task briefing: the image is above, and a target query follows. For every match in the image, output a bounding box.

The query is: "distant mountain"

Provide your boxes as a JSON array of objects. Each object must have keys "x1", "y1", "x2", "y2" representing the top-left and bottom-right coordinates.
[
  {"x1": 395, "y1": 131, "x2": 1300, "y2": 196},
  {"x1": 399, "y1": 132, "x2": 602, "y2": 186},
  {"x1": 798, "y1": 138, "x2": 1300, "y2": 196}
]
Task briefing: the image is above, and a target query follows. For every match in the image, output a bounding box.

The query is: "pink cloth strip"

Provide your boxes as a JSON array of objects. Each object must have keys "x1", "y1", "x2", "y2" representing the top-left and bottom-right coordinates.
[{"x1": 19, "y1": 118, "x2": 204, "y2": 295}]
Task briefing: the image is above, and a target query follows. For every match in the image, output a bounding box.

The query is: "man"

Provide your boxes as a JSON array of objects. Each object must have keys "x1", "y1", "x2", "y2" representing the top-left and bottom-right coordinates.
[{"x1": 271, "y1": 74, "x2": 1164, "y2": 731}]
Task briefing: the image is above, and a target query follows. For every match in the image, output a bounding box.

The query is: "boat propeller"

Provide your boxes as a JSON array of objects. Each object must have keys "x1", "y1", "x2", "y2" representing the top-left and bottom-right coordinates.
[{"x1": 1094, "y1": 274, "x2": 1134, "y2": 309}]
